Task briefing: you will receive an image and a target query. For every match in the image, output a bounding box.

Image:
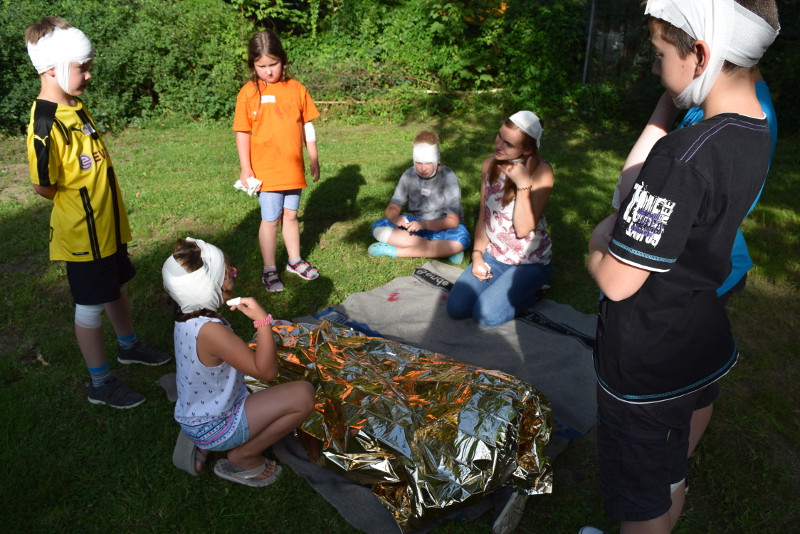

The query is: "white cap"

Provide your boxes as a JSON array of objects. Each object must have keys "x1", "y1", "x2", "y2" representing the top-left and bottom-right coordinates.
[{"x1": 509, "y1": 111, "x2": 542, "y2": 148}]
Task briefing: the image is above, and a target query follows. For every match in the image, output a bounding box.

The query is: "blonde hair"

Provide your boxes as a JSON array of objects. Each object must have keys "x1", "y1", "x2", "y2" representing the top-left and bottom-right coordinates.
[{"x1": 25, "y1": 16, "x2": 71, "y2": 45}]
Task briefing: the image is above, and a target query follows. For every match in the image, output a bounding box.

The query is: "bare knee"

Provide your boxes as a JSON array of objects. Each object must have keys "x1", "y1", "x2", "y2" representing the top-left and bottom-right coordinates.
[
  {"x1": 282, "y1": 209, "x2": 298, "y2": 224},
  {"x1": 261, "y1": 218, "x2": 280, "y2": 231},
  {"x1": 297, "y1": 381, "x2": 316, "y2": 416}
]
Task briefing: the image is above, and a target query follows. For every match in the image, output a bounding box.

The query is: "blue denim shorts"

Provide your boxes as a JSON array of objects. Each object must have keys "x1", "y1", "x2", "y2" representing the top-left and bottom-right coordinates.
[
  {"x1": 179, "y1": 397, "x2": 250, "y2": 452},
  {"x1": 258, "y1": 189, "x2": 301, "y2": 222},
  {"x1": 371, "y1": 216, "x2": 472, "y2": 249}
]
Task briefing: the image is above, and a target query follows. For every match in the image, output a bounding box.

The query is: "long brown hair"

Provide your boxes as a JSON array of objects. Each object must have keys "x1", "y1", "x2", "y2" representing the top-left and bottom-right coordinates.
[
  {"x1": 488, "y1": 119, "x2": 540, "y2": 207},
  {"x1": 246, "y1": 29, "x2": 290, "y2": 118},
  {"x1": 247, "y1": 29, "x2": 289, "y2": 87}
]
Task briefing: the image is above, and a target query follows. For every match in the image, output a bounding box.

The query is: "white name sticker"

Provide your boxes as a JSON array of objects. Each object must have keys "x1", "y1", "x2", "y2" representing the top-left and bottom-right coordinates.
[
  {"x1": 421, "y1": 188, "x2": 431, "y2": 196},
  {"x1": 261, "y1": 95, "x2": 276, "y2": 103}
]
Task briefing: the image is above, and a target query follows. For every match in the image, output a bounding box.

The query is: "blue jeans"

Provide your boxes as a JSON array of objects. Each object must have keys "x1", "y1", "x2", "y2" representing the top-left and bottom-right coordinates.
[{"x1": 446, "y1": 252, "x2": 552, "y2": 327}]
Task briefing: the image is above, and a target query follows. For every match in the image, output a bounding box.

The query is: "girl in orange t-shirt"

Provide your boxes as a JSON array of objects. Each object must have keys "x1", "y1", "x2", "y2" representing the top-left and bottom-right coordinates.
[{"x1": 233, "y1": 30, "x2": 321, "y2": 292}]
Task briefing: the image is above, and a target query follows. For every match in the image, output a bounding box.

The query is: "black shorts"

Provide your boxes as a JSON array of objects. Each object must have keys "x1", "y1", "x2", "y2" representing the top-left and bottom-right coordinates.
[
  {"x1": 66, "y1": 244, "x2": 136, "y2": 305},
  {"x1": 596, "y1": 382, "x2": 719, "y2": 522}
]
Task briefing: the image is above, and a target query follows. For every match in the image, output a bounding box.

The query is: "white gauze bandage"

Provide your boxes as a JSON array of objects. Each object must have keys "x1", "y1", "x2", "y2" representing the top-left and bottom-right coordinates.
[
  {"x1": 27, "y1": 26, "x2": 93, "y2": 96},
  {"x1": 413, "y1": 143, "x2": 439, "y2": 164},
  {"x1": 75, "y1": 303, "x2": 104, "y2": 329},
  {"x1": 645, "y1": 0, "x2": 779, "y2": 109},
  {"x1": 162, "y1": 237, "x2": 226, "y2": 313},
  {"x1": 372, "y1": 226, "x2": 394, "y2": 243},
  {"x1": 304, "y1": 122, "x2": 316, "y2": 142},
  {"x1": 413, "y1": 142, "x2": 439, "y2": 178},
  {"x1": 509, "y1": 110, "x2": 543, "y2": 148}
]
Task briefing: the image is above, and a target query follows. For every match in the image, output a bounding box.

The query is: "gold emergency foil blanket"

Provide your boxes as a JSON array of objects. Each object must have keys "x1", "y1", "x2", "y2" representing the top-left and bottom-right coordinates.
[{"x1": 246, "y1": 321, "x2": 553, "y2": 531}]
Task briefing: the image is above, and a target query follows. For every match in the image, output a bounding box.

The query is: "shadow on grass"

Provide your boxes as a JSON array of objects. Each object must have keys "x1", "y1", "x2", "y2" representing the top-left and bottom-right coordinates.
[{"x1": 301, "y1": 163, "x2": 366, "y2": 253}]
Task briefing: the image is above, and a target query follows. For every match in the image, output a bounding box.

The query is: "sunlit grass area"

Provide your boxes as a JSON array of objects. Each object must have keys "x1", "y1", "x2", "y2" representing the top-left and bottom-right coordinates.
[{"x1": 1, "y1": 116, "x2": 798, "y2": 533}]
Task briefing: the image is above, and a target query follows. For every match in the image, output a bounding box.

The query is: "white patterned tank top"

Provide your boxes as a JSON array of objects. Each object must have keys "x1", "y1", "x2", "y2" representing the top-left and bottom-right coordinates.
[{"x1": 484, "y1": 170, "x2": 552, "y2": 265}]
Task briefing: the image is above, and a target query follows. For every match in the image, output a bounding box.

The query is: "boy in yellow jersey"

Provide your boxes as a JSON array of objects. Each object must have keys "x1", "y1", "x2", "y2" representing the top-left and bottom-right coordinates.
[{"x1": 26, "y1": 17, "x2": 170, "y2": 408}]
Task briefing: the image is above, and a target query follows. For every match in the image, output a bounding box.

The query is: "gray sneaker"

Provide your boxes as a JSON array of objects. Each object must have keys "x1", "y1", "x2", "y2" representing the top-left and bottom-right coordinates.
[
  {"x1": 118, "y1": 340, "x2": 171, "y2": 366},
  {"x1": 88, "y1": 376, "x2": 146, "y2": 409}
]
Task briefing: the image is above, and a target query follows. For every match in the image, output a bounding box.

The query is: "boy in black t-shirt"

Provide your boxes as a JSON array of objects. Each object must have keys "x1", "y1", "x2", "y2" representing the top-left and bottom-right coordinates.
[{"x1": 586, "y1": 1, "x2": 779, "y2": 532}]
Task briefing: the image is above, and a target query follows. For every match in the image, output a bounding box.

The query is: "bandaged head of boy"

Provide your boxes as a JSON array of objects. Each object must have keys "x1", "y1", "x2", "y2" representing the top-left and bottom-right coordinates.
[
  {"x1": 162, "y1": 238, "x2": 226, "y2": 314},
  {"x1": 645, "y1": 0, "x2": 779, "y2": 109},
  {"x1": 27, "y1": 26, "x2": 93, "y2": 96},
  {"x1": 412, "y1": 131, "x2": 440, "y2": 178}
]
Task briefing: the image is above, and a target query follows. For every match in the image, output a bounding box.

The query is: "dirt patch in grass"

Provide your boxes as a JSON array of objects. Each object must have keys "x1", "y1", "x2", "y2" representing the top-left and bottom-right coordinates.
[{"x1": 0, "y1": 161, "x2": 32, "y2": 201}]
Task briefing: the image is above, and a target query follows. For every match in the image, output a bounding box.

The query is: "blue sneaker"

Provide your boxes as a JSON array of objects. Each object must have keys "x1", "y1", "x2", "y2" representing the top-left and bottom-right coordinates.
[
  {"x1": 368, "y1": 242, "x2": 397, "y2": 258},
  {"x1": 448, "y1": 250, "x2": 465, "y2": 264}
]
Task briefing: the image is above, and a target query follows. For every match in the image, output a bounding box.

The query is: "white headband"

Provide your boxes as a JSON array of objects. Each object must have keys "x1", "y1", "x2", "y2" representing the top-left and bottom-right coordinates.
[
  {"x1": 509, "y1": 111, "x2": 542, "y2": 148},
  {"x1": 412, "y1": 143, "x2": 439, "y2": 165},
  {"x1": 645, "y1": 0, "x2": 779, "y2": 109},
  {"x1": 27, "y1": 26, "x2": 93, "y2": 95},
  {"x1": 162, "y1": 238, "x2": 226, "y2": 314}
]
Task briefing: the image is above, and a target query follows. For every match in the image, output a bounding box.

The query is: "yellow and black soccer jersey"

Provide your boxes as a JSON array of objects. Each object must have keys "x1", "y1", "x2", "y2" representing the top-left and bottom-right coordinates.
[{"x1": 27, "y1": 99, "x2": 132, "y2": 262}]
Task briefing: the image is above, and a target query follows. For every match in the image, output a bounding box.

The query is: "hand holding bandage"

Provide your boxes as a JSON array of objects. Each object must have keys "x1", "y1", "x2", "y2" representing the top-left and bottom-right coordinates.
[{"x1": 233, "y1": 177, "x2": 262, "y2": 196}]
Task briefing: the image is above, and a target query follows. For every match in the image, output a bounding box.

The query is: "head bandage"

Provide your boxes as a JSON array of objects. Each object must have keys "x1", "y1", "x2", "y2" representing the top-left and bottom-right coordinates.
[
  {"x1": 509, "y1": 111, "x2": 542, "y2": 148},
  {"x1": 645, "y1": 0, "x2": 779, "y2": 109},
  {"x1": 162, "y1": 238, "x2": 226, "y2": 313},
  {"x1": 413, "y1": 143, "x2": 439, "y2": 178},
  {"x1": 413, "y1": 143, "x2": 439, "y2": 164},
  {"x1": 27, "y1": 26, "x2": 93, "y2": 95}
]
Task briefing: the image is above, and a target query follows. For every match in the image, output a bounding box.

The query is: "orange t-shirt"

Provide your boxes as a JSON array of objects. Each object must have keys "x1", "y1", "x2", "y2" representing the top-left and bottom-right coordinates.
[{"x1": 232, "y1": 78, "x2": 320, "y2": 191}]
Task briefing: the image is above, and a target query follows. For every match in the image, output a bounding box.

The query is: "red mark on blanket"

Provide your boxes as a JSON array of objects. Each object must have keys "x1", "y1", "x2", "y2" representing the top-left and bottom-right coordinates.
[{"x1": 388, "y1": 291, "x2": 400, "y2": 302}]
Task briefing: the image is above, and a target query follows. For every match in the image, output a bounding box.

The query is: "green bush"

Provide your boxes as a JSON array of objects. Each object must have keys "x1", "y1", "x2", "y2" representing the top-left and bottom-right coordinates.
[
  {"x1": 285, "y1": 0, "x2": 593, "y2": 124},
  {"x1": 5, "y1": 0, "x2": 793, "y2": 135},
  {"x1": 0, "y1": 0, "x2": 250, "y2": 134}
]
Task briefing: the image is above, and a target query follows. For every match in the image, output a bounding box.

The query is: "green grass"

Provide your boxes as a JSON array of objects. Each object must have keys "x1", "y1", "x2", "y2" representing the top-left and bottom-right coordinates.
[{"x1": 1, "y1": 114, "x2": 798, "y2": 533}]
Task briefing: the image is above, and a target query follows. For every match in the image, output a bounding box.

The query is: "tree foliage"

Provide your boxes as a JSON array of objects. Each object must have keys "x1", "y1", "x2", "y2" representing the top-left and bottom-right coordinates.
[
  {"x1": 1, "y1": 0, "x2": 797, "y2": 135},
  {"x1": 1, "y1": 0, "x2": 250, "y2": 134}
]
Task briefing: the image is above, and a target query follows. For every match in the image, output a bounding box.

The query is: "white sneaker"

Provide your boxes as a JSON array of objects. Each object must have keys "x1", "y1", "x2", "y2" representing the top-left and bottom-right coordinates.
[{"x1": 579, "y1": 527, "x2": 605, "y2": 534}]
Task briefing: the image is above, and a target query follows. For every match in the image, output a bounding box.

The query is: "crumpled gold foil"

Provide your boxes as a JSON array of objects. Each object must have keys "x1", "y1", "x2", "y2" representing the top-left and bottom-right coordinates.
[{"x1": 246, "y1": 321, "x2": 553, "y2": 531}]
